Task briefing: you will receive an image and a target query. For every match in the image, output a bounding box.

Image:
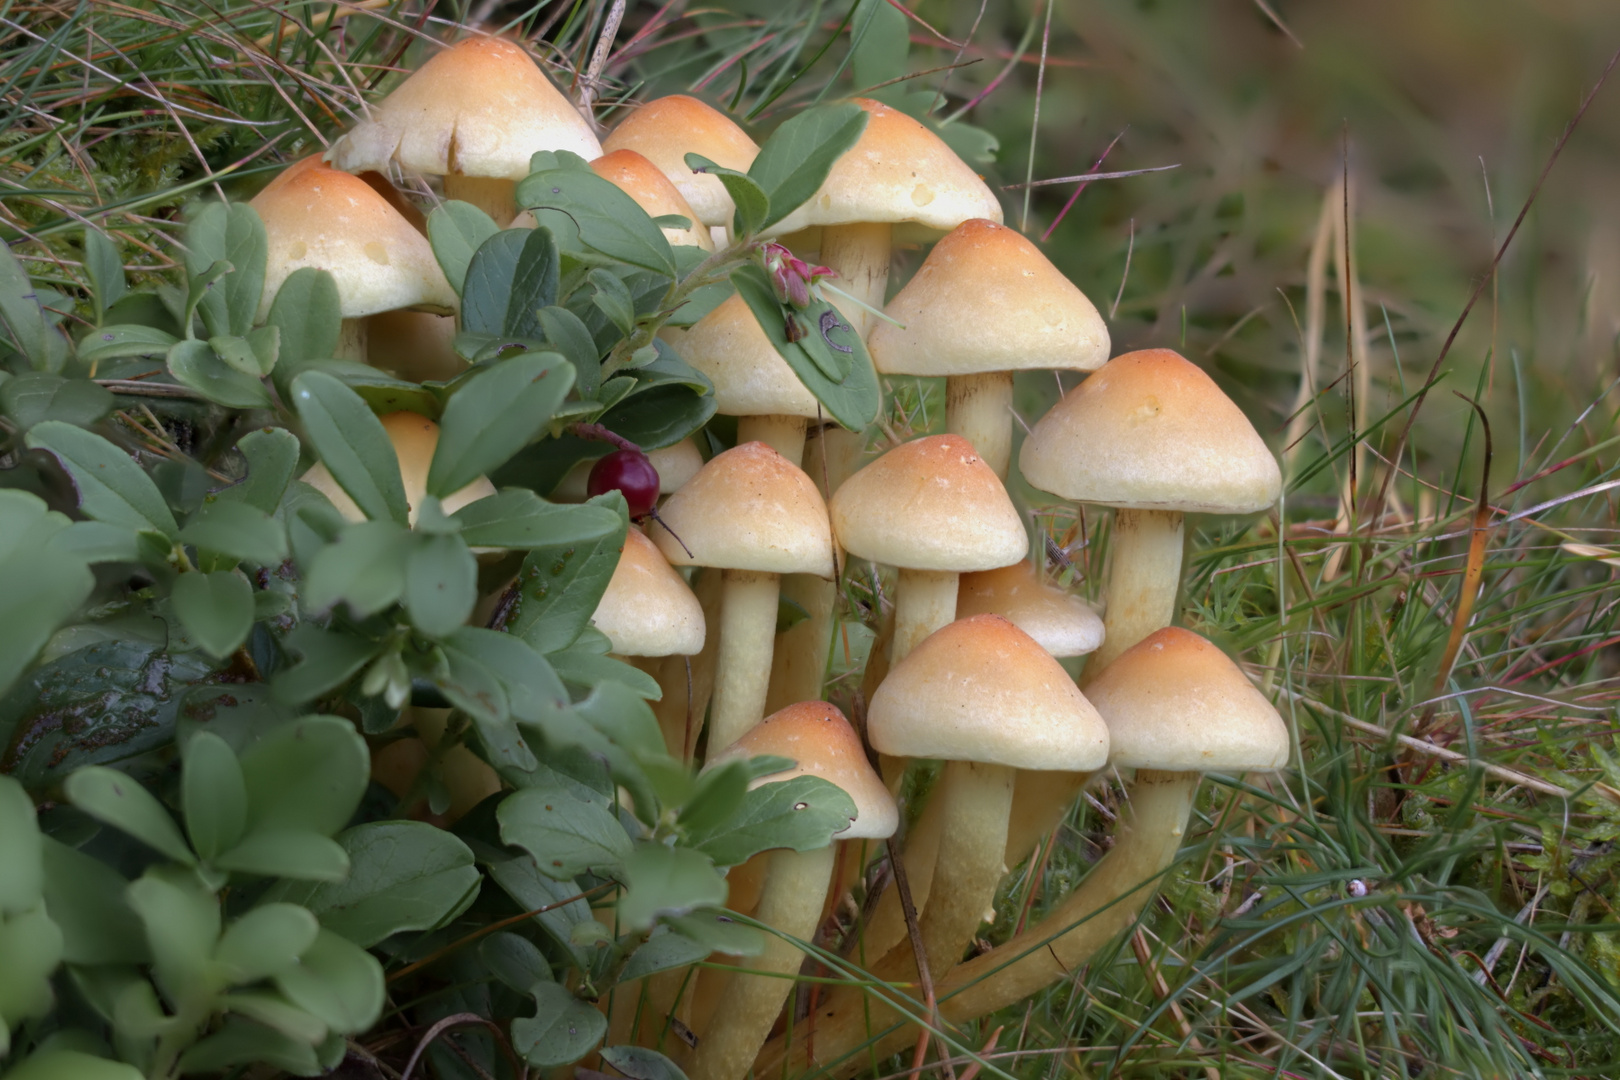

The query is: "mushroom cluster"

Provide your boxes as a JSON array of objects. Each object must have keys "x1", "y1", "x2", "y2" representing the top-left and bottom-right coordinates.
[{"x1": 253, "y1": 36, "x2": 1289, "y2": 1080}]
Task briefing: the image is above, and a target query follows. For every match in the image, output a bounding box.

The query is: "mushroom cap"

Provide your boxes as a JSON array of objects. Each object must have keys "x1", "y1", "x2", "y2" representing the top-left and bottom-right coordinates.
[
  {"x1": 651, "y1": 442, "x2": 835, "y2": 577},
  {"x1": 869, "y1": 219, "x2": 1109, "y2": 376},
  {"x1": 769, "y1": 100, "x2": 1003, "y2": 235},
  {"x1": 661, "y1": 294, "x2": 823, "y2": 419},
  {"x1": 590, "y1": 527, "x2": 706, "y2": 656},
  {"x1": 1018, "y1": 349, "x2": 1282, "y2": 514},
  {"x1": 325, "y1": 37, "x2": 601, "y2": 182},
  {"x1": 301, "y1": 411, "x2": 494, "y2": 526},
  {"x1": 831, "y1": 434, "x2": 1026, "y2": 572},
  {"x1": 708, "y1": 701, "x2": 898, "y2": 841},
  {"x1": 601, "y1": 95, "x2": 760, "y2": 228},
  {"x1": 1086, "y1": 627, "x2": 1291, "y2": 773},
  {"x1": 868, "y1": 615, "x2": 1109, "y2": 770},
  {"x1": 251, "y1": 156, "x2": 457, "y2": 321},
  {"x1": 956, "y1": 561, "x2": 1103, "y2": 658},
  {"x1": 590, "y1": 150, "x2": 714, "y2": 250}
]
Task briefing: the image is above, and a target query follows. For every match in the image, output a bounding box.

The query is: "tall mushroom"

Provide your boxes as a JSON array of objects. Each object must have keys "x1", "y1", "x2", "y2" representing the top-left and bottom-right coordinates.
[
  {"x1": 692, "y1": 701, "x2": 897, "y2": 1080},
  {"x1": 767, "y1": 99, "x2": 1001, "y2": 336},
  {"x1": 601, "y1": 95, "x2": 760, "y2": 244},
  {"x1": 830, "y1": 434, "x2": 1025, "y2": 664},
  {"x1": 590, "y1": 149, "x2": 714, "y2": 251},
  {"x1": 756, "y1": 628, "x2": 1289, "y2": 1077},
  {"x1": 1006, "y1": 348, "x2": 1282, "y2": 868},
  {"x1": 867, "y1": 219, "x2": 1110, "y2": 478},
  {"x1": 326, "y1": 36, "x2": 600, "y2": 227},
  {"x1": 650, "y1": 442, "x2": 834, "y2": 753},
  {"x1": 252, "y1": 156, "x2": 457, "y2": 362}
]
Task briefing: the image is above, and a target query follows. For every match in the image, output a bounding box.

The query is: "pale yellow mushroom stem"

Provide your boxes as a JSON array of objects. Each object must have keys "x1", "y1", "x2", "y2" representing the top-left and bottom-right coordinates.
[
  {"x1": 708, "y1": 570, "x2": 782, "y2": 754},
  {"x1": 737, "y1": 415, "x2": 807, "y2": 464},
  {"x1": 444, "y1": 174, "x2": 519, "y2": 229},
  {"x1": 945, "y1": 371, "x2": 1016, "y2": 479}
]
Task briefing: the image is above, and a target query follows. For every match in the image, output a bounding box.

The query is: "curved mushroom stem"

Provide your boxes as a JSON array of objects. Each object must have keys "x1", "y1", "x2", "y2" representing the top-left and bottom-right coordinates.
[
  {"x1": 708, "y1": 569, "x2": 782, "y2": 754},
  {"x1": 444, "y1": 174, "x2": 519, "y2": 228},
  {"x1": 691, "y1": 844, "x2": 836, "y2": 1080},
  {"x1": 849, "y1": 789, "x2": 943, "y2": 964},
  {"x1": 908, "y1": 761, "x2": 1014, "y2": 973},
  {"x1": 756, "y1": 770, "x2": 1197, "y2": 1078},
  {"x1": 337, "y1": 317, "x2": 369, "y2": 362},
  {"x1": 945, "y1": 371, "x2": 1015, "y2": 479},
  {"x1": 653, "y1": 568, "x2": 722, "y2": 762},
  {"x1": 893, "y1": 568, "x2": 959, "y2": 663},
  {"x1": 1002, "y1": 508, "x2": 1185, "y2": 869},
  {"x1": 737, "y1": 414, "x2": 807, "y2": 464},
  {"x1": 819, "y1": 223, "x2": 891, "y2": 338}
]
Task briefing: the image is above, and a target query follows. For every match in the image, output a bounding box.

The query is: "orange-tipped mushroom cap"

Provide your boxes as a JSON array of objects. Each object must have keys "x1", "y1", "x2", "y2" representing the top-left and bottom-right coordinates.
[
  {"x1": 831, "y1": 434, "x2": 1025, "y2": 572},
  {"x1": 1018, "y1": 349, "x2": 1282, "y2": 514},
  {"x1": 590, "y1": 150, "x2": 714, "y2": 250},
  {"x1": 708, "y1": 701, "x2": 898, "y2": 840},
  {"x1": 869, "y1": 219, "x2": 1109, "y2": 376},
  {"x1": 602, "y1": 95, "x2": 760, "y2": 228},
  {"x1": 868, "y1": 615, "x2": 1109, "y2": 770},
  {"x1": 652, "y1": 442, "x2": 835, "y2": 578},
  {"x1": 956, "y1": 561, "x2": 1103, "y2": 658},
  {"x1": 662, "y1": 294, "x2": 823, "y2": 419},
  {"x1": 591, "y1": 527, "x2": 705, "y2": 657},
  {"x1": 1085, "y1": 627, "x2": 1290, "y2": 773},
  {"x1": 326, "y1": 37, "x2": 600, "y2": 182},
  {"x1": 301, "y1": 412, "x2": 494, "y2": 526},
  {"x1": 251, "y1": 156, "x2": 456, "y2": 321},
  {"x1": 769, "y1": 99, "x2": 1002, "y2": 235}
]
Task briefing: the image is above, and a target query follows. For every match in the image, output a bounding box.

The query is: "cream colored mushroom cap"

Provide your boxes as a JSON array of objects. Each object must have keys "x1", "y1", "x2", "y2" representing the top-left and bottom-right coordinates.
[
  {"x1": 769, "y1": 99, "x2": 1002, "y2": 235},
  {"x1": 652, "y1": 441, "x2": 835, "y2": 577},
  {"x1": 870, "y1": 219, "x2": 1108, "y2": 376},
  {"x1": 301, "y1": 412, "x2": 494, "y2": 526},
  {"x1": 590, "y1": 527, "x2": 705, "y2": 657},
  {"x1": 325, "y1": 36, "x2": 600, "y2": 181},
  {"x1": 869, "y1": 615, "x2": 1109, "y2": 770},
  {"x1": 602, "y1": 95, "x2": 760, "y2": 228},
  {"x1": 1086, "y1": 627, "x2": 1291, "y2": 772},
  {"x1": 956, "y1": 561, "x2": 1103, "y2": 658},
  {"x1": 1019, "y1": 349, "x2": 1282, "y2": 514},
  {"x1": 251, "y1": 156, "x2": 456, "y2": 321},
  {"x1": 590, "y1": 150, "x2": 714, "y2": 251},
  {"x1": 708, "y1": 701, "x2": 898, "y2": 840},
  {"x1": 831, "y1": 434, "x2": 1026, "y2": 572},
  {"x1": 661, "y1": 294, "x2": 823, "y2": 419}
]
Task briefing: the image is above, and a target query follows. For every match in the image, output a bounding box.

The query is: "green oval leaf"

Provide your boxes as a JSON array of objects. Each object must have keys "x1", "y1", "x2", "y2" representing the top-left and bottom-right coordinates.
[
  {"x1": 427, "y1": 353, "x2": 574, "y2": 498},
  {"x1": 171, "y1": 570, "x2": 254, "y2": 659},
  {"x1": 25, "y1": 420, "x2": 178, "y2": 536},
  {"x1": 64, "y1": 766, "x2": 194, "y2": 865},
  {"x1": 183, "y1": 731, "x2": 247, "y2": 860},
  {"x1": 290, "y1": 370, "x2": 409, "y2": 526}
]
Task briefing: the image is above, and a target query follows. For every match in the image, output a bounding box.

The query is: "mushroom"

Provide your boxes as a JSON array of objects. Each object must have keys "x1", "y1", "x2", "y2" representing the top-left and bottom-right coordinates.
[
  {"x1": 867, "y1": 219, "x2": 1109, "y2": 477},
  {"x1": 590, "y1": 149, "x2": 714, "y2": 251},
  {"x1": 955, "y1": 559, "x2": 1105, "y2": 660},
  {"x1": 1006, "y1": 348, "x2": 1282, "y2": 868},
  {"x1": 601, "y1": 95, "x2": 760, "y2": 244},
  {"x1": 251, "y1": 156, "x2": 457, "y2": 362},
  {"x1": 325, "y1": 36, "x2": 601, "y2": 227},
  {"x1": 662, "y1": 292, "x2": 825, "y2": 462},
  {"x1": 767, "y1": 99, "x2": 1001, "y2": 336},
  {"x1": 692, "y1": 701, "x2": 897, "y2": 1080},
  {"x1": 756, "y1": 628, "x2": 1289, "y2": 1077},
  {"x1": 299, "y1": 412, "x2": 494, "y2": 526},
  {"x1": 830, "y1": 434, "x2": 1025, "y2": 664},
  {"x1": 649, "y1": 442, "x2": 835, "y2": 753}
]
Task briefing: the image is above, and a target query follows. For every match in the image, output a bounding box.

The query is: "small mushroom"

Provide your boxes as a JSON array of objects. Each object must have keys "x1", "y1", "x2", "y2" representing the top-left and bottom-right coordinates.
[
  {"x1": 691, "y1": 701, "x2": 897, "y2": 1080},
  {"x1": 325, "y1": 36, "x2": 601, "y2": 226},
  {"x1": 955, "y1": 559, "x2": 1105, "y2": 659}
]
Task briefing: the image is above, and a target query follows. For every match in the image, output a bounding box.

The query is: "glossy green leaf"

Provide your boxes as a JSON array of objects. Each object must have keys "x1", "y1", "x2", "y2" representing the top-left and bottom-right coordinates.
[
  {"x1": 167, "y1": 338, "x2": 273, "y2": 408},
  {"x1": 0, "y1": 239, "x2": 53, "y2": 368},
  {"x1": 290, "y1": 370, "x2": 408, "y2": 526},
  {"x1": 210, "y1": 330, "x2": 275, "y2": 377},
  {"x1": 619, "y1": 926, "x2": 708, "y2": 982},
  {"x1": 273, "y1": 928, "x2": 384, "y2": 1035},
  {"x1": 0, "y1": 545, "x2": 95, "y2": 699},
  {"x1": 213, "y1": 830, "x2": 350, "y2": 882},
  {"x1": 272, "y1": 625, "x2": 383, "y2": 705},
  {"x1": 127, "y1": 868, "x2": 220, "y2": 1001},
  {"x1": 617, "y1": 844, "x2": 727, "y2": 930},
  {"x1": 687, "y1": 775, "x2": 857, "y2": 868},
  {"x1": 84, "y1": 226, "x2": 128, "y2": 323},
  {"x1": 214, "y1": 903, "x2": 319, "y2": 983},
  {"x1": 0, "y1": 776, "x2": 42, "y2": 915},
  {"x1": 599, "y1": 380, "x2": 718, "y2": 451},
  {"x1": 685, "y1": 153, "x2": 769, "y2": 236},
  {"x1": 588, "y1": 268, "x2": 636, "y2": 334},
  {"x1": 171, "y1": 570, "x2": 254, "y2": 659},
  {"x1": 513, "y1": 982, "x2": 607, "y2": 1068},
  {"x1": 0, "y1": 489, "x2": 68, "y2": 558},
  {"x1": 40, "y1": 837, "x2": 146, "y2": 964},
  {"x1": 1, "y1": 373, "x2": 115, "y2": 431},
  {"x1": 183, "y1": 731, "x2": 247, "y2": 860},
  {"x1": 479, "y1": 931, "x2": 552, "y2": 992},
  {"x1": 504, "y1": 227, "x2": 562, "y2": 337},
  {"x1": 427, "y1": 353, "x2": 573, "y2": 497},
  {"x1": 675, "y1": 759, "x2": 752, "y2": 838},
  {"x1": 0, "y1": 902, "x2": 64, "y2": 1037},
  {"x1": 732, "y1": 264, "x2": 878, "y2": 430},
  {"x1": 266, "y1": 267, "x2": 341, "y2": 366},
  {"x1": 537, "y1": 305, "x2": 601, "y2": 397},
  {"x1": 403, "y1": 531, "x2": 477, "y2": 638},
  {"x1": 600, "y1": 1045, "x2": 694, "y2": 1080},
  {"x1": 748, "y1": 102, "x2": 869, "y2": 229},
  {"x1": 449, "y1": 627, "x2": 570, "y2": 730},
  {"x1": 181, "y1": 498, "x2": 286, "y2": 565},
  {"x1": 64, "y1": 767, "x2": 194, "y2": 864},
  {"x1": 219, "y1": 990, "x2": 328, "y2": 1045},
  {"x1": 186, "y1": 202, "x2": 267, "y2": 336},
  {"x1": 481, "y1": 848, "x2": 594, "y2": 966},
  {"x1": 76, "y1": 323, "x2": 177, "y2": 364},
  {"x1": 25, "y1": 420, "x2": 178, "y2": 536},
  {"x1": 663, "y1": 910, "x2": 765, "y2": 955},
  {"x1": 452, "y1": 489, "x2": 620, "y2": 550},
  {"x1": 851, "y1": 0, "x2": 910, "y2": 94},
  {"x1": 220, "y1": 426, "x2": 300, "y2": 515},
  {"x1": 511, "y1": 491, "x2": 629, "y2": 654},
  {"x1": 550, "y1": 646, "x2": 663, "y2": 700},
  {"x1": 303, "y1": 519, "x2": 411, "y2": 618},
  {"x1": 177, "y1": 1016, "x2": 321, "y2": 1077},
  {"x1": 462, "y1": 228, "x2": 538, "y2": 336},
  {"x1": 2, "y1": 1050, "x2": 144, "y2": 1080},
  {"x1": 265, "y1": 821, "x2": 479, "y2": 948},
  {"x1": 238, "y1": 715, "x2": 369, "y2": 837},
  {"x1": 517, "y1": 168, "x2": 676, "y2": 276},
  {"x1": 499, "y1": 780, "x2": 632, "y2": 881},
  {"x1": 428, "y1": 201, "x2": 500, "y2": 296}
]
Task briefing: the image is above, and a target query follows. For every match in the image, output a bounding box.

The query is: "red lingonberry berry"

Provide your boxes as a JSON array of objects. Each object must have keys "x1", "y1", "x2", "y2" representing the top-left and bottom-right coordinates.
[{"x1": 587, "y1": 449, "x2": 660, "y2": 518}]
